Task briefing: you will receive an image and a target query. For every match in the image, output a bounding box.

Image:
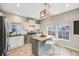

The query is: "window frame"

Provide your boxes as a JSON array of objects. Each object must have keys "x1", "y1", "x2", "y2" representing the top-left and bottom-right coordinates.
[{"x1": 48, "y1": 24, "x2": 70, "y2": 40}]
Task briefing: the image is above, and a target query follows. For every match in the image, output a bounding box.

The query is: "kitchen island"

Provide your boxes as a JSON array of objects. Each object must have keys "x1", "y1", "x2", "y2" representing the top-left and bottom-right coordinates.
[{"x1": 31, "y1": 35, "x2": 49, "y2": 56}]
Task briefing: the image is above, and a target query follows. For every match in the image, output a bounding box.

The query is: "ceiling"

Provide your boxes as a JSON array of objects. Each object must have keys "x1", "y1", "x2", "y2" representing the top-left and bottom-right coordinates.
[{"x1": 0, "y1": 3, "x2": 79, "y2": 19}]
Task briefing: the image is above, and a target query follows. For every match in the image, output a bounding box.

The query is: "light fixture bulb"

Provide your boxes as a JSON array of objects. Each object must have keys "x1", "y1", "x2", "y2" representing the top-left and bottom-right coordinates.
[
  {"x1": 65, "y1": 4, "x2": 69, "y2": 7},
  {"x1": 17, "y1": 3, "x2": 20, "y2": 7}
]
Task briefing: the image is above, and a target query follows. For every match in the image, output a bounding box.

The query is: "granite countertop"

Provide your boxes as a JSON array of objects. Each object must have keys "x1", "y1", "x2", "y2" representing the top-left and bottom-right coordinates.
[
  {"x1": 32, "y1": 35, "x2": 49, "y2": 41},
  {"x1": 9, "y1": 34, "x2": 24, "y2": 37}
]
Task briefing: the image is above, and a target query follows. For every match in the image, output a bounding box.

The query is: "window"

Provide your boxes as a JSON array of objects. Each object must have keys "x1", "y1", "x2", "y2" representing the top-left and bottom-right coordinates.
[
  {"x1": 48, "y1": 24, "x2": 69, "y2": 40},
  {"x1": 48, "y1": 25, "x2": 56, "y2": 37},
  {"x1": 58, "y1": 25, "x2": 69, "y2": 40},
  {"x1": 10, "y1": 23, "x2": 24, "y2": 33}
]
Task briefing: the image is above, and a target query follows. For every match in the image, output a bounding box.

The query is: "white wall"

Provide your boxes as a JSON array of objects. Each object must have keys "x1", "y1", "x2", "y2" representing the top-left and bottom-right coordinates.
[
  {"x1": 40, "y1": 19, "x2": 48, "y2": 35},
  {"x1": 3, "y1": 12, "x2": 28, "y2": 34},
  {"x1": 40, "y1": 8, "x2": 79, "y2": 50}
]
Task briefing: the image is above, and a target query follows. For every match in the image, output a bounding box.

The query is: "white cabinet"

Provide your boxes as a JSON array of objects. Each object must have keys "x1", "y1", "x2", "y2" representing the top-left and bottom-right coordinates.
[
  {"x1": 8, "y1": 36, "x2": 24, "y2": 50},
  {"x1": 29, "y1": 20, "x2": 35, "y2": 25},
  {"x1": 35, "y1": 24, "x2": 40, "y2": 30},
  {"x1": 24, "y1": 19, "x2": 40, "y2": 32}
]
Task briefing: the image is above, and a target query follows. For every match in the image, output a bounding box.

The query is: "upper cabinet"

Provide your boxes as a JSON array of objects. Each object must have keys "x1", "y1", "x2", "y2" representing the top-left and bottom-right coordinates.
[{"x1": 25, "y1": 18, "x2": 40, "y2": 32}]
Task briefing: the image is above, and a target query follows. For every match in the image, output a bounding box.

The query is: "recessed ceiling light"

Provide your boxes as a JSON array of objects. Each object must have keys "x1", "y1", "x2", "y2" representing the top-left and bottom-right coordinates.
[
  {"x1": 17, "y1": 3, "x2": 20, "y2": 7},
  {"x1": 65, "y1": 4, "x2": 69, "y2": 7}
]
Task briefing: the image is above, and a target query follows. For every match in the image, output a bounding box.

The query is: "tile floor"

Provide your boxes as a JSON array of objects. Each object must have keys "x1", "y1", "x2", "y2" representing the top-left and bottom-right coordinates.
[{"x1": 7, "y1": 43, "x2": 79, "y2": 56}]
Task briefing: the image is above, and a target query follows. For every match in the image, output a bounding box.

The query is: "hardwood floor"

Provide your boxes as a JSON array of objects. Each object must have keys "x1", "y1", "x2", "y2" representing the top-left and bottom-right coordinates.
[
  {"x1": 7, "y1": 43, "x2": 79, "y2": 56},
  {"x1": 7, "y1": 43, "x2": 34, "y2": 56}
]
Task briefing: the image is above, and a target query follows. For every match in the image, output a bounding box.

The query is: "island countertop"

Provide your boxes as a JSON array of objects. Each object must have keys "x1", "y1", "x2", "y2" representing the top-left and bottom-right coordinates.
[{"x1": 32, "y1": 35, "x2": 49, "y2": 41}]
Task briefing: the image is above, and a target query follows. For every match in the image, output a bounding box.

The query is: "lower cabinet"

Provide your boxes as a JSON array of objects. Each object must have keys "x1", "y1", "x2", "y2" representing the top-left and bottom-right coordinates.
[
  {"x1": 31, "y1": 38, "x2": 38, "y2": 56},
  {"x1": 8, "y1": 36, "x2": 24, "y2": 50},
  {"x1": 24, "y1": 34, "x2": 31, "y2": 43}
]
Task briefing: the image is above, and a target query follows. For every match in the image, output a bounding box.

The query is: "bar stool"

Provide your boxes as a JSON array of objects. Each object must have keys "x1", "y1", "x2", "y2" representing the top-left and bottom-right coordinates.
[{"x1": 45, "y1": 37, "x2": 57, "y2": 56}]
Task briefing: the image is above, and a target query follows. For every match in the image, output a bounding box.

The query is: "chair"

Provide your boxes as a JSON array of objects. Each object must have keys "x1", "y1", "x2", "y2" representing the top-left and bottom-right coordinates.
[{"x1": 44, "y1": 36, "x2": 57, "y2": 56}]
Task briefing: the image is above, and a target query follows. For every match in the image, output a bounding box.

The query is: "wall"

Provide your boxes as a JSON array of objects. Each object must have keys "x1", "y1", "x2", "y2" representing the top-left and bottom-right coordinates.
[
  {"x1": 40, "y1": 17, "x2": 54, "y2": 35},
  {"x1": 3, "y1": 12, "x2": 28, "y2": 34},
  {"x1": 40, "y1": 8, "x2": 79, "y2": 50},
  {"x1": 40, "y1": 19, "x2": 48, "y2": 35}
]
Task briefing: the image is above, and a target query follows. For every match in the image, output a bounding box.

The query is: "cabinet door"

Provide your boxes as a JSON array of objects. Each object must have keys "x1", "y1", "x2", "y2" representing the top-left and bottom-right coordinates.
[
  {"x1": 8, "y1": 37, "x2": 18, "y2": 50},
  {"x1": 17, "y1": 36, "x2": 24, "y2": 47},
  {"x1": 35, "y1": 24, "x2": 40, "y2": 30},
  {"x1": 8, "y1": 36, "x2": 24, "y2": 50},
  {"x1": 32, "y1": 38, "x2": 38, "y2": 56}
]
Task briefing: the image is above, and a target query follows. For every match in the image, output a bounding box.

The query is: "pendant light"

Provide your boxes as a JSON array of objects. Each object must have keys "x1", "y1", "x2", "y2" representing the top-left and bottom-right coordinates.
[
  {"x1": 40, "y1": 3, "x2": 48, "y2": 19},
  {"x1": 40, "y1": 3, "x2": 53, "y2": 24}
]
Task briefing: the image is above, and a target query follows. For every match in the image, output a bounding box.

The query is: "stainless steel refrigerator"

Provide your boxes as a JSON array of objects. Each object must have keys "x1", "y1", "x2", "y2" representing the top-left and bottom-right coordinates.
[{"x1": 0, "y1": 16, "x2": 7, "y2": 56}]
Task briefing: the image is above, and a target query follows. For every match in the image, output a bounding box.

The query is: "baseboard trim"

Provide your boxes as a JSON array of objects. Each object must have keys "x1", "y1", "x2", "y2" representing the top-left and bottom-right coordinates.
[{"x1": 56, "y1": 44, "x2": 79, "y2": 52}]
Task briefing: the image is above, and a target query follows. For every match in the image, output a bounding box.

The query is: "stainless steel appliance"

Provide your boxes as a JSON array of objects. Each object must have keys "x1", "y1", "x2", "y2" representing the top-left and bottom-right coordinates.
[{"x1": 0, "y1": 15, "x2": 7, "y2": 56}]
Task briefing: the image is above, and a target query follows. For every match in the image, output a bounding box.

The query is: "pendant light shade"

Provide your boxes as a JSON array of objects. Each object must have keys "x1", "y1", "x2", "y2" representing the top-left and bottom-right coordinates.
[{"x1": 40, "y1": 3, "x2": 53, "y2": 24}]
